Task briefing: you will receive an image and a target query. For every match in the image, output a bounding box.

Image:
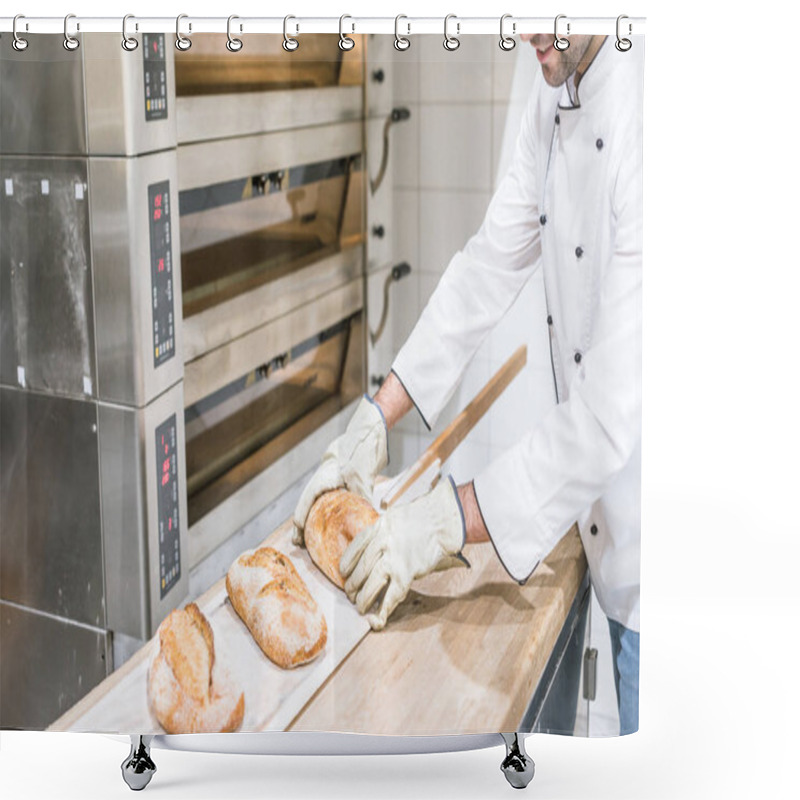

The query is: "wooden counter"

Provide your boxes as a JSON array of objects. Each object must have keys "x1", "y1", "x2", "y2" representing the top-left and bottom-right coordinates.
[
  {"x1": 48, "y1": 521, "x2": 586, "y2": 735},
  {"x1": 288, "y1": 525, "x2": 587, "y2": 735}
]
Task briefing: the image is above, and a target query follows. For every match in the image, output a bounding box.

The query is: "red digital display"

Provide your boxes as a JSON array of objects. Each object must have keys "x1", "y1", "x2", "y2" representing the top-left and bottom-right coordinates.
[{"x1": 153, "y1": 208, "x2": 162, "y2": 222}]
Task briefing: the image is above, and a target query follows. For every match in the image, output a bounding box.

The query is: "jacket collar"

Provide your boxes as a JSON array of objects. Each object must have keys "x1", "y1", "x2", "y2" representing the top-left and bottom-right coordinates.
[{"x1": 557, "y1": 35, "x2": 612, "y2": 110}]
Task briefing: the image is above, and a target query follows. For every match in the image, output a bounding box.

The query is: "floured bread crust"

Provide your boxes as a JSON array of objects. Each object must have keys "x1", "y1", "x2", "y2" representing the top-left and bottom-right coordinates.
[
  {"x1": 226, "y1": 547, "x2": 327, "y2": 669},
  {"x1": 147, "y1": 603, "x2": 245, "y2": 733},
  {"x1": 305, "y1": 489, "x2": 380, "y2": 589}
]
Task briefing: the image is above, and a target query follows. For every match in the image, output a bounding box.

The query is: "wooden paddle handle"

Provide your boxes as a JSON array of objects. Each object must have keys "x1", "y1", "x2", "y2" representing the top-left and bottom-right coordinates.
[{"x1": 381, "y1": 344, "x2": 527, "y2": 508}]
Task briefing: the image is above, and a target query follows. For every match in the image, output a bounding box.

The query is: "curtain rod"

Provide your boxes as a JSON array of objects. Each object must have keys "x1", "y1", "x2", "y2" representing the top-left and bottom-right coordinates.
[{"x1": 0, "y1": 16, "x2": 646, "y2": 37}]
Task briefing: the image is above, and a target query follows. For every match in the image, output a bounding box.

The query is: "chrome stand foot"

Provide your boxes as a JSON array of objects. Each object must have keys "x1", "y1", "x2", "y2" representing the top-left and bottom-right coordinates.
[
  {"x1": 121, "y1": 735, "x2": 156, "y2": 791},
  {"x1": 500, "y1": 733, "x2": 535, "y2": 789}
]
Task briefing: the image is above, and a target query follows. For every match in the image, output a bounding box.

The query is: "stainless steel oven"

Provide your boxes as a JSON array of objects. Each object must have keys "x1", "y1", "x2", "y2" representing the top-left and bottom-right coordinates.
[{"x1": 0, "y1": 32, "x2": 382, "y2": 728}]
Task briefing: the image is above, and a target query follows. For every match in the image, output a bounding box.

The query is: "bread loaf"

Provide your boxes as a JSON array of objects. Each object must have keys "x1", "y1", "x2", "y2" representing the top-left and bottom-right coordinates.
[
  {"x1": 305, "y1": 489, "x2": 379, "y2": 589},
  {"x1": 226, "y1": 547, "x2": 327, "y2": 669},
  {"x1": 147, "y1": 602, "x2": 245, "y2": 734}
]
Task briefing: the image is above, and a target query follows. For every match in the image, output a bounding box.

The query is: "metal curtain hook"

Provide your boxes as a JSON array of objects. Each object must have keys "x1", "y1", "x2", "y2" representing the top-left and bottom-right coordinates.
[
  {"x1": 554, "y1": 14, "x2": 570, "y2": 51},
  {"x1": 615, "y1": 14, "x2": 632, "y2": 51},
  {"x1": 63, "y1": 14, "x2": 80, "y2": 51},
  {"x1": 443, "y1": 14, "x2": 460, "y2": 51},
  {"x1": 394, "y1": 14, "x2": 410, "y2": 51},
  {"x1": 283, "y1": 15, "x2": 299, "y2": 51},
  {"x1": 12, "y1": 14, "x2": 29, "y2": 51},
  {"x1": 499, "y1": 14, "x2": 516, "y2": 51},
  {"x1": 176, "y1": 14, "x2": 192, "y2": 51},
  {"x1": 226, "y1": 15, "x2": 243, "y2": 51},
  {"x1": 122, "y1": 14, "x2": 138, "y2": 51},
  {"x1": 339, "y1": 14, "x2": 355, "y2": 51}
]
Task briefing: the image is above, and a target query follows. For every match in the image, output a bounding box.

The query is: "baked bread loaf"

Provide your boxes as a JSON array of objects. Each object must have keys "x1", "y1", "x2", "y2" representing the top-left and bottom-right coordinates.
[
  {"x1": 305, "y1": 489, "x2": 380, "y2": 589},
  {"x1": 226, "y1": 546, "x2": 327, "y2": 669},
  {"x1": 147, "y1": 602, "x2": 245, "y2": 734}
]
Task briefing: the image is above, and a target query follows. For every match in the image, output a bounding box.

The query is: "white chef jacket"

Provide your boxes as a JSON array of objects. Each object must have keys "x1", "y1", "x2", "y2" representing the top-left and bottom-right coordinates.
[{"x1": 391, "y1": 37, "x2": 643, "y2": 632}]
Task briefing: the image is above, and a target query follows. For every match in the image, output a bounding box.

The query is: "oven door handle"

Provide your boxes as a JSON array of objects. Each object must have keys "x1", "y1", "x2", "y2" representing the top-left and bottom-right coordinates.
[
  {"x1": 369, "y1": 262, "x2": 412, "y2": 347},
  {"x1": 369, "y1": 107, "x2": 411, "y2": 195}
]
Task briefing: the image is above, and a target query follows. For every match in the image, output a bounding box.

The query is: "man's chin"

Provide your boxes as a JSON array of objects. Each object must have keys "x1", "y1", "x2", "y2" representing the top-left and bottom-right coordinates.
[{"x1": 540, "y1": 67, "x2": 567, "y2": 88}]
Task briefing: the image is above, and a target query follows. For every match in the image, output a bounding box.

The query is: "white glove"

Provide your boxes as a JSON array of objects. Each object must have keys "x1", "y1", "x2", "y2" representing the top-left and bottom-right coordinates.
[
  {"x1": 339, "y1": 476, "x2": 470, "y2": 630},
  {"x1": 292, "y1": 395, "x2": 388, "y2": 546}
]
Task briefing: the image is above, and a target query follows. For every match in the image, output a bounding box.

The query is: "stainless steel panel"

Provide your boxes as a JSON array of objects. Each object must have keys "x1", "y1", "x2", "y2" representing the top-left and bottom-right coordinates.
[
  {"x1": 189, "y1": 398, "x2": 360, "y2": 568},
  {"x1": 0, "y1": 388, "x2": 105, "y2": 627},
  {"x1": 364, "y1": 34, "x2": 396, "y2": 119},
  {"x1": 0, "y1": 601, "x2": 110, "y2": 730},
  {"x1": 90, "y1": 151, "x2": 183, "y2": 407},
  {"x1": 366, "y1": 263, "x2": 396, "y2": 386},
  {"x1": 365, "y1": 117, "x2": 395, "y2": 273},
  {"x1": 0, "y1": 33, "x2": 176, "y2": 157},
  {"x1": 0, "y1": 34, "x2": 87, "y2": 155},
  {"x1": 177, "y1": 86, "x2": 363, "y2": 144},
  {"x1": 82, "y1": 33, "x2": 177, "y2": 156},
  {"x1": 183, "y1": 247, "x2": 363, "y2": 362},
  {"x1": 99, "y1": 382, "x2": 189, "y2": 640},
  {"x1": 0, "y1": 156, "x2": 96, "y2": 397},
  {"x1": 183, "y1": 278, "x2": 363, "y2": 407},
  {"x1": 177, "y1": 121, "x2": 363, "y2": 192}
]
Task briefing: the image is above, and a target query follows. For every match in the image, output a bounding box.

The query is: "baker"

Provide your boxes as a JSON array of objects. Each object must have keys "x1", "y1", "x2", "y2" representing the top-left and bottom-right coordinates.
[{"x1": 293, "y1": 32, "x2": 643, "y2": 735}]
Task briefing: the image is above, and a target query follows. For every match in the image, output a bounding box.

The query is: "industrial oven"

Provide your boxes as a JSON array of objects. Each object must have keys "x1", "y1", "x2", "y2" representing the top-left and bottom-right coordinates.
[{"x1": 0, "y1": 30, "x2": 409, "y2": 730}]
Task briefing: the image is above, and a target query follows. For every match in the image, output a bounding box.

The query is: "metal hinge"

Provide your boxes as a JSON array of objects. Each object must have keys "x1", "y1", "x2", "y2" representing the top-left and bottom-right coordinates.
[{"x1": 583, "y1": 647, "x2": 598, "y2": 701}]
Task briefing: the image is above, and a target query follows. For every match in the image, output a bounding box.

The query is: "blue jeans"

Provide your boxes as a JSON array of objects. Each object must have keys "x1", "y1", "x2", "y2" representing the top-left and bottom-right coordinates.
[{"x1": 607, "y1": 618, "x2": 639, "y2": 735}]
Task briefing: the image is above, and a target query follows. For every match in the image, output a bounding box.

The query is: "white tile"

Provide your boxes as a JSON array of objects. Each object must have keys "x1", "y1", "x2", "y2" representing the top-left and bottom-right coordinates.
[
  {"x1": 390, "y1": 268, "x2": 421, "y2": 354},
  {"x1": 492, "y1": 104, "x2": 510, "y2": 189},
  {"x1": 419, "y1": 271, "x2": 441, "y2": 309},
  {"x1": 394, "y1": 407, "x2": 422, "y2": 438},
  {"x1": 418, "y1": 104, "x2": 492, "y2": 192},
  {"x1": 492, "y1": 45, "x2": 518, "y2": 104},
  {"x1": 418, "y1": 189, "x2": 490, "y2": 275},
  {"x1": 389, "y1": 46, "x2": 420, "y2": 106},
  {"x1": 417, "y1": 34, "x2": 493, "y2": 104},
  {"x1": 387, "y1": 430, "x2": 424, "y2": 476},
  {"x1": 391, "y1": 103, "x2": 419, "y2": 190}
]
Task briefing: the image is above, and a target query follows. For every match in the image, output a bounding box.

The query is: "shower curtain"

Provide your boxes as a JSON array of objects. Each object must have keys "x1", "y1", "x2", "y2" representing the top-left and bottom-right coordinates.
[{"x1": 0, "y1": 22, "x2": 644, "y2": 741}]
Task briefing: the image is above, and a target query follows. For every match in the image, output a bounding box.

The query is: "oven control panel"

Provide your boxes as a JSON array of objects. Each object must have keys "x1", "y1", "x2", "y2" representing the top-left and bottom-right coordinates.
[
  {"x1": 148, "y1": 180, "x2": 175, "y2": 368},
  {"x1": 156, "y1": 413, "x2": 181, "y2": 599},
  {"x1": 143, "y1": 33, "x2": 168, "y2": 121}
]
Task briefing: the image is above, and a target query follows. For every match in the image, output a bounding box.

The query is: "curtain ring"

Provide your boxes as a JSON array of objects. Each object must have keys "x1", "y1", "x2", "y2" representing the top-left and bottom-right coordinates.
[
  {"x1": 443, "y1": 14, "x2": 460, "y2": 51},
  {"x1": 226, "y1": 15, "x2": 243, "y2": 51},
  {"x1": 63, "y1": 14, "x2": 80, "y2": 51},
  {"x1": 339, "y1": 14, "x2": 355, "y2": 51},
  {"x1": 394, "y1": 14, "x2": 410, "y2": 51},
  {"x1": 122, "y1": 14, "x2": 138, "y2": 51},
  {"x1": 499, "y1": 14, "x2": 516, "y2": 51},
  {"x1": 176, "y1": 14, "x2": 192, "y2": 51},
  {"x1": 283, "y1": 15, "x2": 299, "y2": 51},
  {"x1": 615, "y1": 14, "x2": 632, "y2": 52},
  {"x1": 554, "y1": 14, "x2": 570, "y2": 51},
  {"x1": 12, "y1": 14, "x2": 29, "y2": 51}
]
